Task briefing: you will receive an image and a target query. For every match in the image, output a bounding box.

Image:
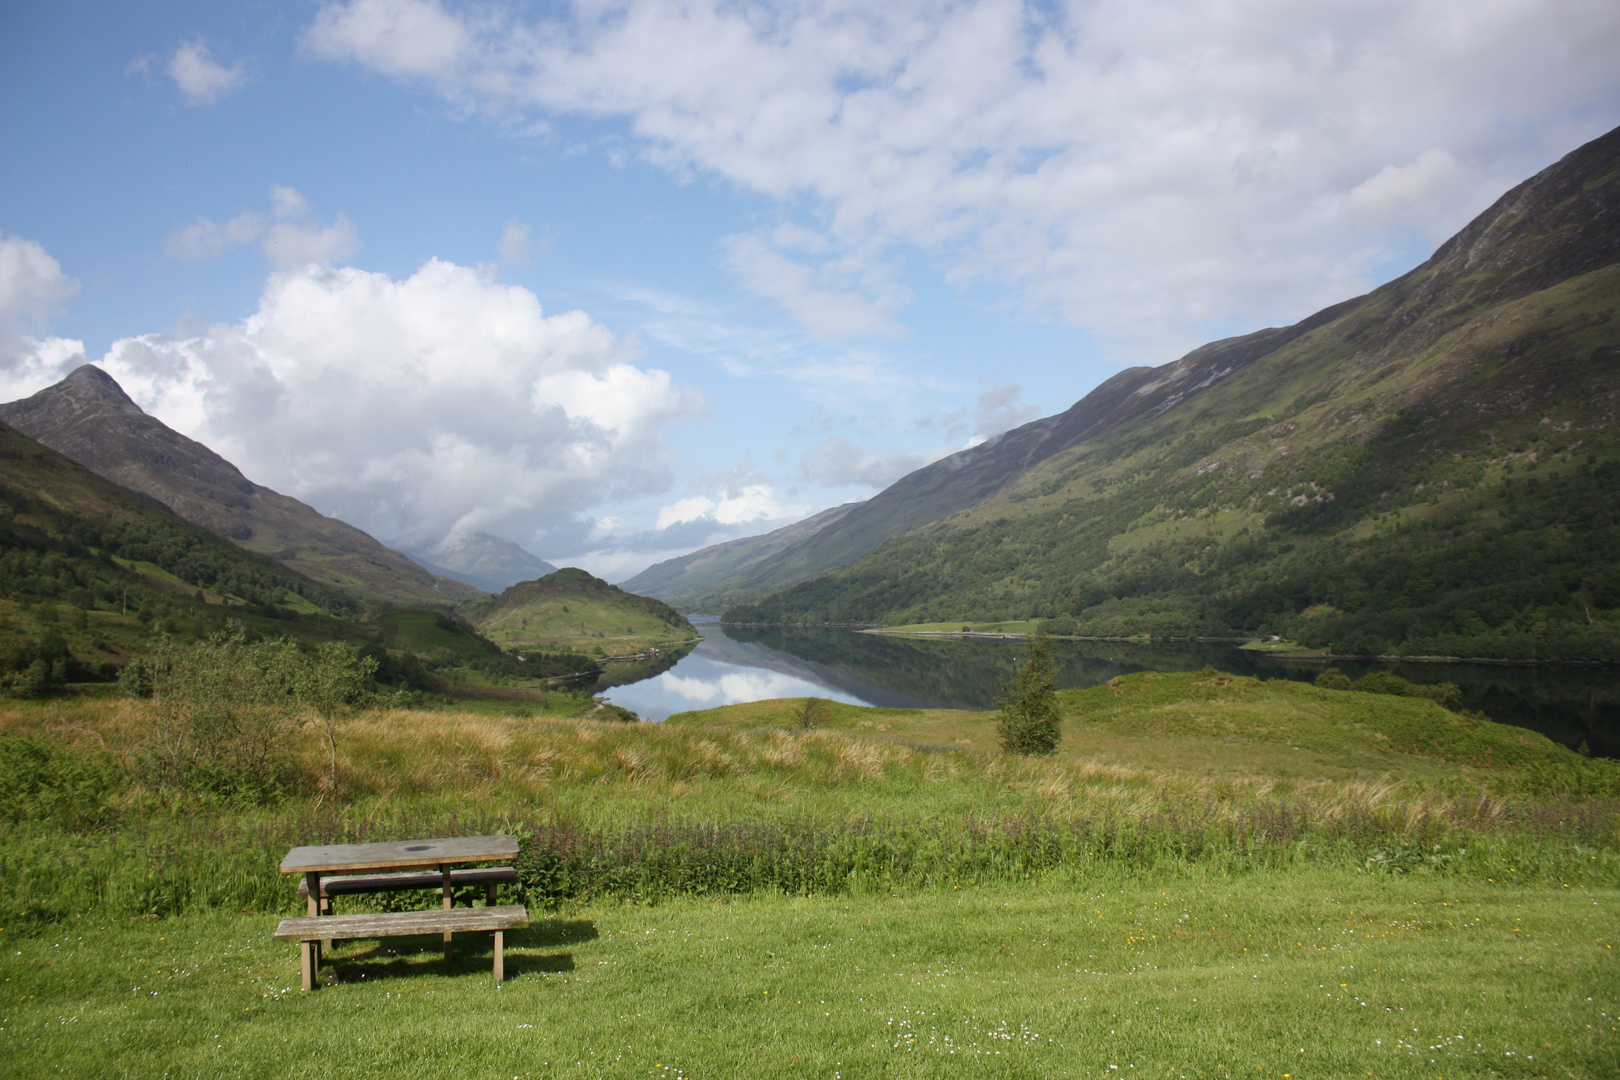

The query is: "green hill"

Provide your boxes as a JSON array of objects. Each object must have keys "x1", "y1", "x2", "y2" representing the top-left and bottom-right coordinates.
[
  {"x1": 460, "y1": 567, "x2": 699, "y2": 656},
  {"x1": 666, "y1": 668, "x2": 1612, "y2": 790},
  {"x1": 736, "y1": 124, "x2": 1620, "y2": 662}
]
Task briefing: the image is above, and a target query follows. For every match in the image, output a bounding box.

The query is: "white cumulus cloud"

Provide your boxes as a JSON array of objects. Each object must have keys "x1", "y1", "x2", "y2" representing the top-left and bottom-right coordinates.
[
  {"x1": 169, "y1": 39, "x2": 249, "y2": 105},
  {"x1": 96, "y1": 258, "x2": 702, "y2": 551},
  {"x1": 0, "y1": 233, "x2": 85, "y2": 401},
  {"x1": 262, "y1": 186, "x2": 361, "y2": 269},
  {"x1": 0, "y1": 233, "x2": 78, "y2": 330}
]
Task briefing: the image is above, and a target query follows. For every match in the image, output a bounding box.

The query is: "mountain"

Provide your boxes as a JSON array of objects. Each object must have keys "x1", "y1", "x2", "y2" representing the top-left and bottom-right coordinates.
[
  {"x1": 0, "y1": 366, "x2": 481, "y2": 612},
  {"x1": 735, "y1": 124, "x2": 1620, "y2": 662},
  {"x1": 461, "y1": 567, "x2": 699, "y2": 657},
  {"x1": 620, "y1": 501, "x2": 860, "y2": 612},
  {"x1": 403, "y1": 532, "x2": 557, "y2": 594},
  {"x1": 0, "y1": 418, "x2": 363, "y2": 687}
]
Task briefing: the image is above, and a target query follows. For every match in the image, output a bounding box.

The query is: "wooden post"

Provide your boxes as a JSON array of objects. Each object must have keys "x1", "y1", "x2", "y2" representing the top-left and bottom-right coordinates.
[
  {"x1": 486, "y1": 882, "x2": 498, "y2": 906},
  {"x1": 493, "y1": 931, "x2": 504, "y2": 983},
  {"x1": 305, "y1": 871, "x2": 325, "y2": 964},
  {"x1": 300, "y1": 940, "x2": 315, "y2": 991},
  {"x1": 441, "y1": 866, "x2": 454, "y2": 960}
]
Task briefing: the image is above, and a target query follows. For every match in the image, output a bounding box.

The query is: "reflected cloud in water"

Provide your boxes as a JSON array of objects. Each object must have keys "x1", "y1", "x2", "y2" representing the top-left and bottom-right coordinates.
[{"x1": 605, "y1": 651, "x2": 867, "y2": 720}]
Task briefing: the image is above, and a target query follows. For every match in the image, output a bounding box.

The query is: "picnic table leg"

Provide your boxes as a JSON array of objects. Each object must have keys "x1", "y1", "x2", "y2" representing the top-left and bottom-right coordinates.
[
  {"x1": 493, "y1": 931, "x2": 504, "y2": 983},
  {"x1": 300, "y1": 940, "x2": 316, "y2": 991},
  {"x1": 441, "y1": 866, "x2": 454, "y2": 961},
  {"x1": 305, "y1": 871, "x2": 325, "y2": 965}
]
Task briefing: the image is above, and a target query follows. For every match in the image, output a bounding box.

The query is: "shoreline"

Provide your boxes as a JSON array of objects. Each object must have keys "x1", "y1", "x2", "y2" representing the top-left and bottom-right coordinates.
[{"x1": 853, "y1": 628, "x2": 1620, "y2": 667}]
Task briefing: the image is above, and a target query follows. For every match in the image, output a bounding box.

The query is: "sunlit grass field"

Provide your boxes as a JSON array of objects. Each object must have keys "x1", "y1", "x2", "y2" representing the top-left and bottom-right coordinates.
[
  {"x1": 2, "y1": 670, "x2": 1617, "y2": 1076},
  {"x1": 4, "y1": 874, "x2": 1613, "y2": 1078}
]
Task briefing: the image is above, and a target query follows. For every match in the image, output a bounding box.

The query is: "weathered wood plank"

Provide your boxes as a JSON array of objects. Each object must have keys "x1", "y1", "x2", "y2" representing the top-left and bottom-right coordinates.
[
  {"x1": 272, "y1": 905, "x2": 529, "y2": 942},
  {"x1": 295, "y1": 867, "x2": 518, "y2": 900},
  {"x1": 280, "y1": 835, "x2": 518, "y2": 875}
]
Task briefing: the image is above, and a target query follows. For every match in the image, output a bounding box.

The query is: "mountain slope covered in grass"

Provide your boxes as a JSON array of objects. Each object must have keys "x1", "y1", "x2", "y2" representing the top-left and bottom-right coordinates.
[
  {"x1": 0, "y1": 419, "x2": 366, "y2": 689},
  {"x1": 738, "y1": 125, "x2": 1620, "y2": 660},
  {"x1": 0, "y1": 366, "x2": 480, "y2": 612}
]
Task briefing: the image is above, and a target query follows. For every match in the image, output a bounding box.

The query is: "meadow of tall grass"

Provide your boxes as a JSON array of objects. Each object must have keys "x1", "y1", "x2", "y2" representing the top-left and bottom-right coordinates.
[{"x1": 2, "y1": 673, "x2": 1616, "y2": 926}]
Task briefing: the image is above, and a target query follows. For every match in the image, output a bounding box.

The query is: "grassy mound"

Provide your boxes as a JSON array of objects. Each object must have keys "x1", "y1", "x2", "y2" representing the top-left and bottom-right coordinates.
[{"x1": 461, "y1": 567, "x2": 698, "y2": 656}]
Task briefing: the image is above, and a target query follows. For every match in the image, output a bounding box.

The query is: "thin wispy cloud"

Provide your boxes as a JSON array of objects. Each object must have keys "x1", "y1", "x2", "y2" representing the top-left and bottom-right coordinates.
[
  {"x1": 304, "y1": 0, "x2": 1620, "y2": 361},
  {"x1": 163, "y1": 188, "x2": 359, "y2": 270}
]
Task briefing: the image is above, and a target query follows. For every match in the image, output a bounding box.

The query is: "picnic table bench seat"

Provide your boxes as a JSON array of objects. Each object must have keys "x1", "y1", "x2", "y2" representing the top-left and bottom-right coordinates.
[
  {"x1": 274, "y1": 905, "x2": 529, "y2": 990},
  {"x1": 295, "y1": 866, "x2": 518, "y2": 906}
]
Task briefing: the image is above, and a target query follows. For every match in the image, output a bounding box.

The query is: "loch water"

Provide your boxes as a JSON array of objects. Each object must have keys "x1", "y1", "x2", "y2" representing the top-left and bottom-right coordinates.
[{"x1": 601, "y1": 619, "x2": 1620, "y2": 757}]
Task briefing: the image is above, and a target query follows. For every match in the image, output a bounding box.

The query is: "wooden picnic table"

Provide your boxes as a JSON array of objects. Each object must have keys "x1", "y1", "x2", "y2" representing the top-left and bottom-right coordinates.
[{"x1": 280, "y1": 835, "x2": 520, "y2": 965}]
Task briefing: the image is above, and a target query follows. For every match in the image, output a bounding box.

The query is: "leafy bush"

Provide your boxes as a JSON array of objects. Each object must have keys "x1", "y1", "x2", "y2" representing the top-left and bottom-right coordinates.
[
  {"x1": 126, "y1": 631, "x2": 373, "y2": 803},
  {"x1": 1314, "y1": 668, "x2": 1353, "y2": 690},
  {"x1": 1352, "y1": 671, "x2": 1411, "y2": 696}
]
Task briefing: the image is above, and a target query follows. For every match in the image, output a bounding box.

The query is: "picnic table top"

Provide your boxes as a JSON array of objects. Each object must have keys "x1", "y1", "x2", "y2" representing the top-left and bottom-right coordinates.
[{"x1": 279, "y1": 834, "x2": 519, "y2": 875}]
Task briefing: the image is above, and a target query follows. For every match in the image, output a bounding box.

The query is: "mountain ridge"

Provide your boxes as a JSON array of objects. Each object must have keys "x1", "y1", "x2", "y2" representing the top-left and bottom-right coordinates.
[
  {"x1": 0, "y1": 366, "x2": 481, "y2": 612},
  {"x1": 725, "y1": 124, "x2": 1620, "y2": 661},
  {"x1": 620, "y1": 500, "x2": 860, "y2": 611}
]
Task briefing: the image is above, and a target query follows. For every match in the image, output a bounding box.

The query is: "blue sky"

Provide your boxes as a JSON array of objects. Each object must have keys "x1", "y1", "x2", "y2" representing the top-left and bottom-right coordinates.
[{"x1": 3, "y1": 0, "x2": 1617, "y2": 580}]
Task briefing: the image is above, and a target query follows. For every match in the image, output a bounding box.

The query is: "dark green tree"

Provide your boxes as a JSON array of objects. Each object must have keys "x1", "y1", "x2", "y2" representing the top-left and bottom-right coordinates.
[{"x1": 995, "y1": 634, "x2": 1062, "y2": 756}]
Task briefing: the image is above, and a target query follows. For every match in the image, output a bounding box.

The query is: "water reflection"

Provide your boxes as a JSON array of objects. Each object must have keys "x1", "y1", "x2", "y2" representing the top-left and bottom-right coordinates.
[{"x1": 603, "y1": 621, "x2": 1619, "y2": 756}]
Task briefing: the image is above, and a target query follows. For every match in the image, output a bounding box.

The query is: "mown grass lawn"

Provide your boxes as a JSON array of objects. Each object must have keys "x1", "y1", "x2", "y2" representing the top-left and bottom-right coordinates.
[{"x1": 4, "y1": 870, "x2": 1614, "y2": 1079}]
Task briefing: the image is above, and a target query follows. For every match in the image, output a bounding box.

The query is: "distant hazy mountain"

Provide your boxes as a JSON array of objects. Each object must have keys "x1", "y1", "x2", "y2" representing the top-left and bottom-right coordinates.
[
  {"x1": 619, "y1": 500, "x2": 860, "y2": 612},
  {"x1": 0, "y1": 366, "x2": 481, "y2": 611},
  {"x1": 735, "y1": 124, "x2": 1620, "y2": 662},
  {"x1": 404, "y1": 532, "x2": 557, "y2": 594}
]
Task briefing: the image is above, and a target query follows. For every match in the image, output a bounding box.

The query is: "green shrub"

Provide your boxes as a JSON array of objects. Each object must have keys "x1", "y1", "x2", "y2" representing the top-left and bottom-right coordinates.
[
  {"x1": 1314, "y1": 668, "x2": 1353, "y2": 691},
  {"x1": 1352, "y1": 671, "x2": 1411, "y2": 696},
  {"x1": 996, "y1": 634, "x2": 1061, "y2": 756}
]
